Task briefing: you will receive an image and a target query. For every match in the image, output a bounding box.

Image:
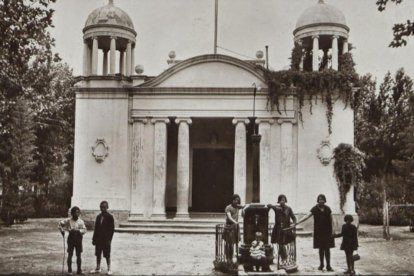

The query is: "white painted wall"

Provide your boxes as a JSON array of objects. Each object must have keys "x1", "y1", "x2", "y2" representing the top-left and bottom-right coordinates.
[
  {"x1": 72, "y1": 89, "x2": 131, "y2": 211},
  {"x1": 296, "y1": 96, "x2": 354, "y2": 215}
]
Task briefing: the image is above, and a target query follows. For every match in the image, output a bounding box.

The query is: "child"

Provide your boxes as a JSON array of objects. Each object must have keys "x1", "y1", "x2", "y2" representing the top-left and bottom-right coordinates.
[
  {"x1": 90, "y1": 201, "x2": 115, "y2": 275},
  {"x1": 334, "y1": 214, "x2": 358, "y2": 275},
  {"x1": 250, "y1": 232, "x2": 267, "y2": 272},
  {"x1": 223, "y1": 194, "x2": 243, "y2": 263},
  {"x1": 58, "y1": 206, "x2": 87, "y2": 275}
]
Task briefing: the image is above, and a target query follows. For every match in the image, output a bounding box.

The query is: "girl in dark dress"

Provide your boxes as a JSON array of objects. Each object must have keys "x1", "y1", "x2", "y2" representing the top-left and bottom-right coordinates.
[
  {"x1": 334, "y1": 215, "x2": 358, "y2": 275},
  {"x1": 294, "y1": 194, "x2": 335, "y2": 271},
  {"x1": 267, "y1": 194, "x2": 296, "y2": 262}
]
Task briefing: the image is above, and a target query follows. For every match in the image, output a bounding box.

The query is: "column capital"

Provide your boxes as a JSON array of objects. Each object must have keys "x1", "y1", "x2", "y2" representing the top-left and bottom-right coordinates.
[
  {"x1": 151, "y1": 117, "x2": 170, "y2": 124},
  {"x1": 132, "y1": 117, "x2": 149, "y2": 124},
  {"x1": 232, "y1": 118, "x2": 250, "y2": 125},
  {"x1": 277, "y1": 118, "x2": 297, "y2": 125},
  {"x1": 312, "y1": 35, "x2": 319, "y2": 39},
  {"x1": 175, "y1": 118, "x2": 192, "y2": 125},
  {"x1": 255, "y1": 118, "x2": 275, "y2": 125},
  {"x1": 110, "y1": 36, "x2": 117, "y2": 40},
  {"x1": 332, "y1": 35, "x2": 339, "y2": 39}
]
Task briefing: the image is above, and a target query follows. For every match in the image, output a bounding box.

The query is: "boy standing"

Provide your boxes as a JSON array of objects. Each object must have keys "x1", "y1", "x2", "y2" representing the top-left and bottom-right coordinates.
[
  {"x1": 90, "y1": 201, "x2": 115, "y2": 275},
  {"x1": 58, "y1": 206, "x2": 87, "y2": 275}
]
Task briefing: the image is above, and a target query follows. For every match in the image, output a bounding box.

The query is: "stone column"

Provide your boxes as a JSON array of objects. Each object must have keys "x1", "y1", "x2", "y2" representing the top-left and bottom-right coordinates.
[
  {"x1": 297, "y1": 39, "x2": 304, "y2": 71},
  {"x1": 312, "y1": 35, "x2": 319, "y2": 72},
  {"x1": 256, "y1": 118, "x2": 275, "y2": 204},
  {"x1": 119, "y1": 51, "x2": 125, "y2": 75},
  {"x1": 278, "y1": 118, "x2": 296, "y2": 204},
  {"x1": 332, "y1": 35, "x2": 339, "y2": 70},
  {"x1": 110, "y1": 36, "x2": 116, "y2": 75},
  {"x1": 151, "y1": 118, "x2": 170, "y2": 219},
  {"x1": 130, "y1": 118, "x2": 148, "y2": 218},
  {"x1": 91, "y1": 37, "x2": 98, "y2": 75},
  {"x1": 175, "y1": 118, "x2": 192, "y2": 219},
  {"x1": 131, "y1": 45, "x2": 135, "y2": 75},
  {"x1": 232, "y1": 118, "x2": 249, "y2": 204},
  {"x1": 103, "y1": 50, "x2": 108, "y2": 76},
  {"x1": 342, "y1": 40, "x2": 349, "y2": 54},
  {"x1": 82, "y1": 41, "x2": 89, "y2": 76},
  {"x1": 299, "y1": 54, "x2": 304, "y2": 71},
  {"x1": 126, "y1": 40, "x2": 132, "y2": 76}
]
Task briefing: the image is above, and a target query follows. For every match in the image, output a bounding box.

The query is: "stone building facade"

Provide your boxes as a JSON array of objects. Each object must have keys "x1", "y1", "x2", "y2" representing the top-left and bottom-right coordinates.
[{"x1": 72, "y1": 0, "x2": 356, "y2": 227}]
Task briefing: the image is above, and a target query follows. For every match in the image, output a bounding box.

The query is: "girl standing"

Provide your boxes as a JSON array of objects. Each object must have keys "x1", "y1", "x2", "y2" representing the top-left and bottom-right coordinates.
[
  {"x1": 294, "y1": 194, "x2": 335, "y2": 271},
  {"x1": 334, "y1": 215, "x2": 358, "y2": 275}
]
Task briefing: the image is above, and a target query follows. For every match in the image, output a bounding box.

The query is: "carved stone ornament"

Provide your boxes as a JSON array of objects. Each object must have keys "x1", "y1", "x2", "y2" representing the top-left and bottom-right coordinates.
[
  {"x1": 317, "y1": 140, "x2": 332, "y2": 166},
  {"x1": 92, "y1": 138, "x2": 109, "y2": 163}
]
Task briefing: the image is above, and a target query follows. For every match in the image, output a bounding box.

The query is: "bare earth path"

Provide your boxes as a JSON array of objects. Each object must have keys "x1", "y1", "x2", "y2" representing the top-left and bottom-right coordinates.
[{"x1": 1, "y1": 219, "x2": 413, "y2": 275}]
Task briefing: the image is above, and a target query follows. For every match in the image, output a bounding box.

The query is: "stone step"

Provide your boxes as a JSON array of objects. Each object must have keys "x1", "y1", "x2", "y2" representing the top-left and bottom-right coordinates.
[
  {"x1": 115, "y1": 227, "x2": 215, "y2": 234},
  {"x1": 126, "y1": 218, "x2": 224, "y2": 224},
  {"x1": 120, "y1": 222, "x2": 219, "y2": 228},
  {"x1": 115, "y1": 224, "x2": 312, "y2": 236},
  {"x1": 115, "y1": 227, "x2": 312, "y2": 236},
  {"x1": 120, "y1": 221, "x2": 304, "y2": 231}
]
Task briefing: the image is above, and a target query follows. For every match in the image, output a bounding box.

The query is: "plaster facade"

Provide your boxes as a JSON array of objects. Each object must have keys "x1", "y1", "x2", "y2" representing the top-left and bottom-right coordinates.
[{"x1": 72, "y1": 1, "x2": 356, "y2": 229}]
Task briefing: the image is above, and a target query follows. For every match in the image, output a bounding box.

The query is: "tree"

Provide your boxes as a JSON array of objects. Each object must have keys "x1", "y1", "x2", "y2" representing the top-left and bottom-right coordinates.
[
  {"x1": 376, "y1": 0, "x2": 414, "y2": 47},
  {"x1": 0, "y1": 99, "x2": 38, "y2": 225},
  {"x1": 0, "y1": 0, "x2": 77, "y2": 221},
  {"x1": 355, "y1": 69, "x2": 414, "y2": 222},
  {"x1": 30, "y1": 63, "x2": 75, "y2": 217},
  {"x1": 0, "y1": 0, "x2": 58, "y2": 138}
]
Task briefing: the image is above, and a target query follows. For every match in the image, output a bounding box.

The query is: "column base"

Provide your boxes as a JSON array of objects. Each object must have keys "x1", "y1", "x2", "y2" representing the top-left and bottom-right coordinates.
[
  {"x1": 174, "y1": 212, "x2": 190, "y2": 220},
  {"x1": 151, "y1": 213, "x2": 167, "y2": 220},
  {"x1": 128, "y1": 213, "x2": 144, "y2": 220}
]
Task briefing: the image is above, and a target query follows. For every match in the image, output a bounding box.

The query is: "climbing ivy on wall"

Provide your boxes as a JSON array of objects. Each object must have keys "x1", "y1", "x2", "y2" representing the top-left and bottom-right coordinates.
[
  {"x1": 262, "y1": 46, "x2": 359, "y2": 134},
  {"x1": 333, "y1": 143, "x2": 365, "y2": 212}
]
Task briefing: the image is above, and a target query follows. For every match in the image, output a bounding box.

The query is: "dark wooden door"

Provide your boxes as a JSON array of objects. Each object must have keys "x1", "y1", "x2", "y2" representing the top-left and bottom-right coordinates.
[{"x1": 192, "y1": 149, "x2": 234, "y2": 212}]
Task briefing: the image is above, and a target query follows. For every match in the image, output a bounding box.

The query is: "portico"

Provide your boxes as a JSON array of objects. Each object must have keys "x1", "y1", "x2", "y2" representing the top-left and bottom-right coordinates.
[
  {"x1": 72, "y1": 0, "x2": 356, "y2": 227},
  {"x1": 126, "y1": 55, "x2": 298, "y2": 219}
]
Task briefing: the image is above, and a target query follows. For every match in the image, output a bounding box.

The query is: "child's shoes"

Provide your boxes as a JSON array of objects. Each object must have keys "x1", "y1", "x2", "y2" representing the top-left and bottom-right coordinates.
[{"x1": 90, "y1": 268, "x2": 101, "y2": 274}]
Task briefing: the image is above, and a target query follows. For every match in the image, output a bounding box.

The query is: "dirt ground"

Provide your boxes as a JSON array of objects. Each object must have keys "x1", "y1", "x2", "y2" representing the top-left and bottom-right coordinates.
[{"x1": 1, "y1": 219, "x2": 414, "y2": 275}]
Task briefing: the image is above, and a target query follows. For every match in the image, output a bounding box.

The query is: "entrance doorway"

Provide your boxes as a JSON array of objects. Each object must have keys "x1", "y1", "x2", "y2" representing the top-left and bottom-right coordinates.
[{"x1": 192, "y1": 148, "x2": 234, "y2": 212}]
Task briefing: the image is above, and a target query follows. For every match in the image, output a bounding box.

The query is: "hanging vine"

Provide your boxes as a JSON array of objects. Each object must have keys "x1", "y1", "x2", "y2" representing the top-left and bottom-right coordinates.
[
  {"x1": 333, "y1": 143, "x2": 365, "y2": 212},
  {"x1": 261, "y1": 47, "x2": 359, "y2": 134}
]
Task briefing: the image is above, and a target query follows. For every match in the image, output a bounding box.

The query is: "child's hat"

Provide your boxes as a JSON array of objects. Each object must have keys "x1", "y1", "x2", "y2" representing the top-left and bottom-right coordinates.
[{"x1": 255, "y1": 232, "x2": 262, "y2": 237}]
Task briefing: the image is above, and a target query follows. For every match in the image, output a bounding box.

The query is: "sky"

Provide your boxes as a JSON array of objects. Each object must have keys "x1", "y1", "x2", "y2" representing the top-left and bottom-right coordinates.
[{"x1": 50, "y1": 0, "x2": 414, "y2": 84}]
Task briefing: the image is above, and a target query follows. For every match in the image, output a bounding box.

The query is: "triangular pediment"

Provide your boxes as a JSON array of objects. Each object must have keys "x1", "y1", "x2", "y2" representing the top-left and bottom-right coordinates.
[{"x1": 140, "y1": 54, "x2": 267, "y2": 88}]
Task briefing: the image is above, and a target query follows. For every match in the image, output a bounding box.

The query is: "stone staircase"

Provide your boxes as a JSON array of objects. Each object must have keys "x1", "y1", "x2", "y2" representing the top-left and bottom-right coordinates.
[{"x1": 115, "y1": 212, "x2": 312, "y2": 236}]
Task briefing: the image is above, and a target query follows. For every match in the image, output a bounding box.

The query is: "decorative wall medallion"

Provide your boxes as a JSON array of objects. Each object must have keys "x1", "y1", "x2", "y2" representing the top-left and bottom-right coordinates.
[
  {"x1": 317, "y1": 140, "x2": 332, "y2": 166},
  {"x1": 92, "y1": 138, "x2": 109, "y2": 163}
]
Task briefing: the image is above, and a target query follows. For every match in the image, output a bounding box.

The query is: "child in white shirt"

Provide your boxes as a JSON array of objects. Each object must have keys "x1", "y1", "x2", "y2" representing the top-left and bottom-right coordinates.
[
  {"x1": 250, "y1": 232, "x2": 266, "y2": 271},
  {"x1": 58, "y1": 206, "x2": 87, "y2": 275}
]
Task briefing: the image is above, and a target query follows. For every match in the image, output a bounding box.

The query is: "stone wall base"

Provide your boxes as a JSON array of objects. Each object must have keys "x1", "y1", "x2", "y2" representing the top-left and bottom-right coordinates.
[{"x1": 68, "y1": 209, "x2": 129, "y2": 229}]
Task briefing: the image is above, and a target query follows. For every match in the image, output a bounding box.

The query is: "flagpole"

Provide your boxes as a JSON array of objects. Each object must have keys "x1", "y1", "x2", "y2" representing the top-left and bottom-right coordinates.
[{"x1": 214, "y1": 0, "x2": 218, "y2": 54}]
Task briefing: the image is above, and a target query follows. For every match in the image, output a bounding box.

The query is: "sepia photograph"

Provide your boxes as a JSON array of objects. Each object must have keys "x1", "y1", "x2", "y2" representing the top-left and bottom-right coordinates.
[{"x1": 1, "y1": 0, "x2": 414, "y2": 275}]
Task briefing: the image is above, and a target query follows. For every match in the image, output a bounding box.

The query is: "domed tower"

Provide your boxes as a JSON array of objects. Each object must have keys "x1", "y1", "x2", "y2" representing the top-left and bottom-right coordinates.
[
  {"x1": 82, "y1": 0, "x2": 136, "y2": 76},
  {"x1": 293, "y1": 0, "x2": 349, "y2": 71}
]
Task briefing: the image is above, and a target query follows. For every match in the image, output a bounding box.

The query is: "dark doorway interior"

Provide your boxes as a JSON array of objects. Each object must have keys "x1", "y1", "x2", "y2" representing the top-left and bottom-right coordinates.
[{"x1": 192, "y1": 148, "x2": 234, "y2": 212}]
